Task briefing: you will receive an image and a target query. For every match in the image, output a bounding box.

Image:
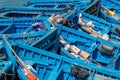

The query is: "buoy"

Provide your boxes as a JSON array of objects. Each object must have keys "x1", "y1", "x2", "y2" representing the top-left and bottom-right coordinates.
[
  {"x1": 100, "y1": 44, "x2": 114, "y2": 56},
  {"x1": 115, "y1": 27, "x2": 120, "y2": 34}
]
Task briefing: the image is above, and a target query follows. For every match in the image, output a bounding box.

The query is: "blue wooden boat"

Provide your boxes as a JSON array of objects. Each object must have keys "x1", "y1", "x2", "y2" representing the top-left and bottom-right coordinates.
[
  {"x1": 83, "y1": 0, "x2": 120, "y2": 25},
  {"x1": 100, "y1": 5, "x2": 120, "y2": 25},
  {"x1": 59, "y1": 26, "x2": 120, "y2": 70},
  {"x1": 24, "y1": 0, "x2": 92, "y2": 11},
  {"x1": 1, "y1": 35, "x2": 90, "y2": 80},
  {"x1": 0, "y1": 7, "x2": 66, "y2": 18},
  {"x1": 0, "y1": 11, "x2": 39, "y2": 18},
  {"x1": 1, "y1": 28, "x2": 51, "y2": 45},
  {"x1": 26, "y1": 0, "x2": 96, "y2": 13},
  {"x1": 24, "y1": 3, "x2": 57, "y2": 8},
  {"x1": 0, "y1": 17, "x2": 46, "y2": 25},
  {"x1": 52, "y1": 11, "x2": 120, "y2": 44},
  {"x1": 0, "y1": 17, "x2": 51, "y2": 33},
  {"x1": 0, "y1": 0, "x2": 96, "y2": 18},
  {"x1": 77, "y1": 12, "x2": 120, "y2": 44},
  {"x1": 0, "y1": 18, "x2": 52, "y2": 44},
  {"x1": 0, "y1": 18, "x2": 55, "y2": 48},
  {"x1": 2, "y1": 2, "x2": 74, "y2": 9},
  {"x1": 15, "y1": 45, "x2": 120, "y2": 80},
  {"x1": 0, "y1": 2, "x2": 76, "y2": 18},
  {"x1": 0, "y1": 27, "x2": 53, "y2": 47},
  {"x1": 24, "y1": 2, "x2": 68, "y2": 8},
  {"x1": 27, "y1": 0, "x2": 93, "y2": 6},
  {"x1": 0, "y1": 17, "x2": 48, "y2": 34},
  {"x1": 2, "y1": 35, "x2": 120, "y2": 80},
  {"x1": 0, "y1": 18, "x2": 57, "y2": 50},
  {"x1": 27, "y1": 0, "x2": 71, "y2": 4}
]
